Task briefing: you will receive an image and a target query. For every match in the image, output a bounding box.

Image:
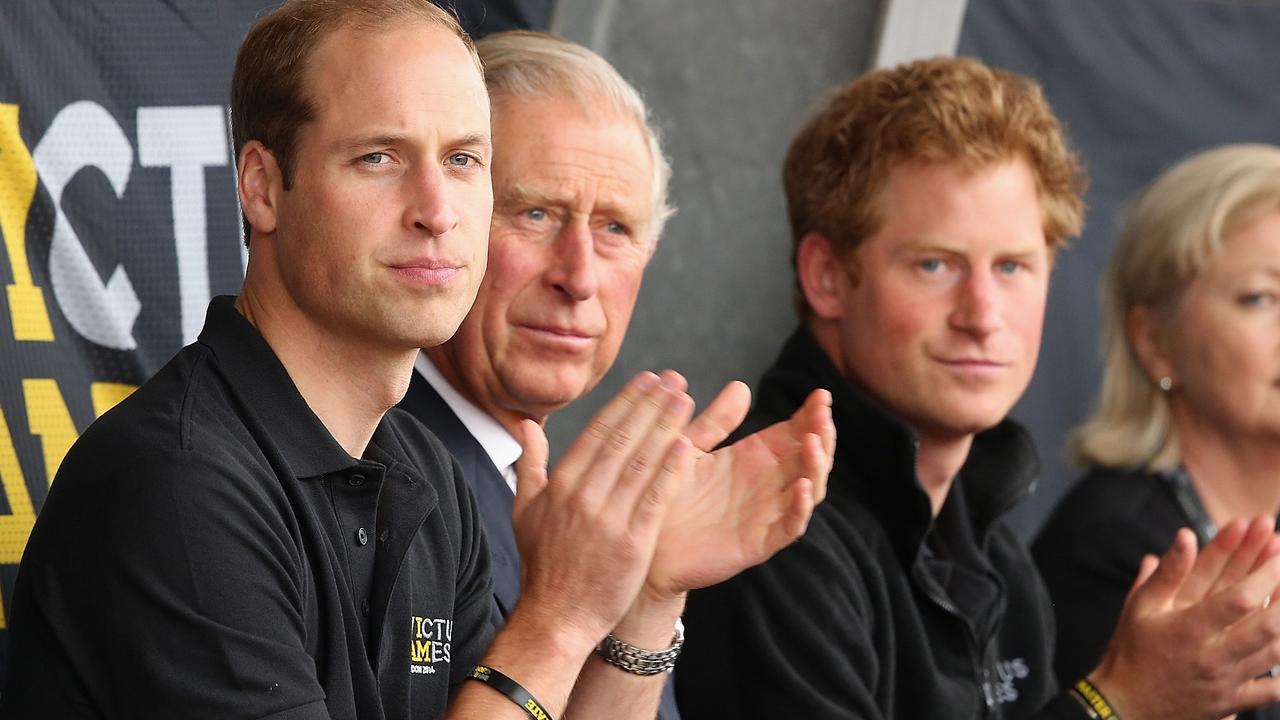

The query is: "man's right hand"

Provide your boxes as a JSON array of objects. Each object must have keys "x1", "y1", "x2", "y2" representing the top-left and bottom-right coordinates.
[
  {"x1": 1089, "y1": 516, "x2": 1280, "y2": 720},
  {"x1": 507, "y1": 370, "x2": 696, "y2": 652},
  {"x1": 451, "y1": 372, "x2": 696, "y2": 720}
]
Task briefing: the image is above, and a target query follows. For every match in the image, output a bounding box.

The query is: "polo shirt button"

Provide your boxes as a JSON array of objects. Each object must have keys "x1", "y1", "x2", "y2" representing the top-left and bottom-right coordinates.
[
  {"x1": 379, "y1": 528, "x2": 389, "y2": 543},
  {"x1": 361, "y1": 598, "x2": 370, "y2": 616},
  {"x1": 348, "y1": 474, "x2": 365, "y2": 487},
  {"x1": 357, "y1": 527, "x2": 368, "y2": 546}
]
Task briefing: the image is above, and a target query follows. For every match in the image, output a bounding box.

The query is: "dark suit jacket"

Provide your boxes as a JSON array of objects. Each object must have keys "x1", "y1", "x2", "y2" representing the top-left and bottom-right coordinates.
[
  {"x1": 398, "y1": 370, "x2": 682, "y2": 719},
  {"x1": 399, "y1": 372, "x2": 521, "y2": 625}
]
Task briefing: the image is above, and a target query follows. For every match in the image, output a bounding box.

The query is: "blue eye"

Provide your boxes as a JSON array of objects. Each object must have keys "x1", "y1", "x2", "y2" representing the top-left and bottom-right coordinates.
[
  {"x1": 525, "y1": 208, "x2": 547, "y2": 221},
  {"x1": 360, "y1": 152, "x2": 390, "y2": 165},
  {"x1": 448, "y1": 153, "x2": 476, "y2": 167},
  {"x1": 997, "y1": 260, "x2": 1021, "y2": 274},
  {"x1": 919, "y1": 259, "x2": 943, "y2": 273},
  {"x1": 605, "y1": 221, "x2": 627, "y2": 235}
]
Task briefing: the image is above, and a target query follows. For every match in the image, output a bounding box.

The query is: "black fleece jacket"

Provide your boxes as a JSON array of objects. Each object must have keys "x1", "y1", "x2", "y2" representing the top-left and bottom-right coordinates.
[{"x1": 676, "y1": 327, "x2": 1087, "y2": 719}]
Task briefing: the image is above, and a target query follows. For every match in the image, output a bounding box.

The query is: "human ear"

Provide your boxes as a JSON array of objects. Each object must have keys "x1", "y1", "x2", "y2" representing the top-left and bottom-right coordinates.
[
  {"x1": 1127, "y1": 305, "x2": 1176, "y2": 385},
  {"x1": 238, "y1": 140, "x2": 282, "y2": 237},
  {"x1": 797, "y1": 232, "x2": 847, "y2": 320}
]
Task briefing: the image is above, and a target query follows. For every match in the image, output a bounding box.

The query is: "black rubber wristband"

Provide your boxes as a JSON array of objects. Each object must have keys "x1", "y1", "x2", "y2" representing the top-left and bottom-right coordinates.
[
  {"x1": 1072, "y1": 678, "x2": 1120, "y2": 720},
  {"x1": 466, "y1": 664, "x2": 555, "y2": 720}
]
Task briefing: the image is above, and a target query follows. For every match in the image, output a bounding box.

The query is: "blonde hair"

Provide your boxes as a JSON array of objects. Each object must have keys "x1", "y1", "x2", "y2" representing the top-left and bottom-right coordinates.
[
  {"x1": 476, "y1": 30, "x2": 675, "y2": 243},
  {"x1": 1073, "y1": 143, "x2": 1280, "y2": 470},
  {"x1": 783, "y1": 56, "x2": 1087, "y2": 319}
]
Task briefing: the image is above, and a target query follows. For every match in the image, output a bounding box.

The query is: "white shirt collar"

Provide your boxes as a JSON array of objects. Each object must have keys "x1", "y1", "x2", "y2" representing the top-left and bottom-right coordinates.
[{"x1": 414, "y1": 352, "x2": 523, "y2": 492}]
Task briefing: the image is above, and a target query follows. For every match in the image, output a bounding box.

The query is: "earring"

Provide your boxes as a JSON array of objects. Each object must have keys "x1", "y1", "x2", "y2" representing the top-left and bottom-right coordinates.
[{"x1": 1158, "y1": 376, "x2": 1173, "y2": 392}]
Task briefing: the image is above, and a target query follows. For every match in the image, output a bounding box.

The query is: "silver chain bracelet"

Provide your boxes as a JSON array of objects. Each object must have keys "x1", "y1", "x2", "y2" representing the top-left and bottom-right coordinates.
[{"x1": 594, "y1": 626, "x2": 684, "y2": 676}]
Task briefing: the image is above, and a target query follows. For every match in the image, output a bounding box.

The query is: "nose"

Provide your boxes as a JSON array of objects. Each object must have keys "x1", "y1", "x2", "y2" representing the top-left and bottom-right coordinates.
[
  {"x1": 546, "y1": 217, "x2": 599, "y2": 302},
  {"x1": 405, "y1": 165, "x2": 459, "y2": 237},
  {"x1": 950, "y1": 268, "x2": 1001, "y2": 336}
]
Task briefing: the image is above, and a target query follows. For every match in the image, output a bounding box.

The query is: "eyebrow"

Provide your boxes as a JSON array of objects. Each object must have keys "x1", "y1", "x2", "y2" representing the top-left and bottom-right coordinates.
[
  {"x1": 499, "y1": 179, "x2": 647, "y2": 222},
  {"x1": 334, "y1": 132, "x2": 492, "y2": 155},
  {"x1": 1247, "y1": 267, "x2": 1280, "y2": 281},
  {"x1": 499, "y1": 181, "x2": 571, "y2": 208},
  {"x1": 893, "y1": 236, "x2": 1046, "y2": 256},
  {"x1": 452, "y1": 133, "x2": 493, "y2": 154}
]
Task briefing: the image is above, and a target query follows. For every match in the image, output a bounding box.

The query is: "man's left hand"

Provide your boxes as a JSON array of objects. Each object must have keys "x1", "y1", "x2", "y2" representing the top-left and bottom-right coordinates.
[{"x1": 642, "y1": 381, "x2": 834, "y2": 600}]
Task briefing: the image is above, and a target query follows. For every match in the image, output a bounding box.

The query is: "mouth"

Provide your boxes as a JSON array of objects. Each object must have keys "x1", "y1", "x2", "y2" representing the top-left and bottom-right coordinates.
[
  {"x1": 934, "y1": 357, "x2": 1009, "y2": 378},
  {"x1": 388, "y1": 259, "x2": 464, "y2": 285},
  {"x1": 517, "y1": 323, "x2": 597, "y2": 349}
]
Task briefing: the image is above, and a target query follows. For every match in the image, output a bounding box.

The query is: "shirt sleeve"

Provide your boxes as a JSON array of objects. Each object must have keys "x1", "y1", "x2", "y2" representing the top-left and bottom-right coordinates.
[
  {"x1": 444, "y1": 453, "x2": 497, "y2": 696},
  {"x1": 676, "y1": 527, "x2": 888, "y2": 719},
  {"x1": 3, "y1": 447, "x2": 331, "y2": 720}
]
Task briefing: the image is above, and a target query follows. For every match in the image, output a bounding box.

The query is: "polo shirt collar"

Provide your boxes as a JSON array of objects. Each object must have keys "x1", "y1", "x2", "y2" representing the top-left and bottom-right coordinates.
[
  {"x1": 763, "y1": 326, "x2": 1039, "y2": 564},
  {"x1": 414, "y1": 353, "x2": 522, "y2": 478},
  {"x1": 196, "y1": 295, "x2": 362, "y2": 479}
]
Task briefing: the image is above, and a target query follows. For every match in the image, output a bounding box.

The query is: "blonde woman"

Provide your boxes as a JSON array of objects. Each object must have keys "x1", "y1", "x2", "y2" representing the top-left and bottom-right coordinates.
[{"x1": 1034, "y1": 144, "x2": 1280, "y2": 720}]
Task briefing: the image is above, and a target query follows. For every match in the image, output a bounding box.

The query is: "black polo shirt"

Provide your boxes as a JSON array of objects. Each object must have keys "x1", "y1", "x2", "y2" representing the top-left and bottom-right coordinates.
[{"x1": 0, "y1": 296, "x2": 495, "y2": 719}]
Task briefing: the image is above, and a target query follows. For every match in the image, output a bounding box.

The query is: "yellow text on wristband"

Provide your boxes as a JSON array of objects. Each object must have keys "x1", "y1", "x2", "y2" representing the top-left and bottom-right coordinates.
[{"x1": 466, "y1": 664, "x2": 554, "y2": 720}]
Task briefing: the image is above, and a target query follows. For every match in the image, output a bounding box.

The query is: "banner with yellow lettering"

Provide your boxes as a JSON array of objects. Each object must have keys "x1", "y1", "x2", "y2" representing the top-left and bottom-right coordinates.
[{"x1": 0, "y1": 2, "x2": 273, "y2": 676}]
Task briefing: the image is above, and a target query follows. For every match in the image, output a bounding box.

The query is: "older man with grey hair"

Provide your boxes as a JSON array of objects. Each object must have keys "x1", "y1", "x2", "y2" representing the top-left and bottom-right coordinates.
[{"x1": 398, "y1": 30, "x2": 833, "y2": 720}]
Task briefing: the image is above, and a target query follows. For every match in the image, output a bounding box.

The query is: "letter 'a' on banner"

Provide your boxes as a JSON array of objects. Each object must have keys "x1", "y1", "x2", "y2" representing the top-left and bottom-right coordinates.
[{"x1": 0, "y1": 103, "x2": 54, "y2": 343}]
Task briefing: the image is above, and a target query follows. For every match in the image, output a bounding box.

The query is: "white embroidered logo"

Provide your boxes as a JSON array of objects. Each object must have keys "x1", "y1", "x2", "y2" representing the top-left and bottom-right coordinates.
[{"x1": 982, "y1": 657, "x2": 1029, "y2": 706}]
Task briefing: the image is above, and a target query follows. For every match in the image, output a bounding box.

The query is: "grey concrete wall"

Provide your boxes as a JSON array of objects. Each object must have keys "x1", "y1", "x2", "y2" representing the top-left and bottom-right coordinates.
[{"x1": 544, "y1": 0, "x2": 883, "y2": 459}]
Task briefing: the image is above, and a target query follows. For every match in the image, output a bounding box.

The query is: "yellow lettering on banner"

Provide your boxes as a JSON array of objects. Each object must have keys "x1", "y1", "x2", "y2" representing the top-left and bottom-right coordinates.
[
  {"x1": 90, "y1": 382, "x2": 137, "y2": 418},
  {"x1": 0, "y1": 404, "x2": 38, "y2": 628},
  {"x1": 22, "y1": 379, "x2": 78, "y2": 486},
  {"x1": 0, "y1": 104, "x2": 54, "y2": 342}
]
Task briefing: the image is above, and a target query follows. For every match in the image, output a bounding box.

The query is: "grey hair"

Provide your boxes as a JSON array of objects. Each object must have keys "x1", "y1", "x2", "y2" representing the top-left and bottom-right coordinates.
[
  {"x1": 1072, "y1": 143, "x2": 1280, "y2": 471},
  {"x1": 476, "y1": 30, "x2": 675, "y2": 243}
]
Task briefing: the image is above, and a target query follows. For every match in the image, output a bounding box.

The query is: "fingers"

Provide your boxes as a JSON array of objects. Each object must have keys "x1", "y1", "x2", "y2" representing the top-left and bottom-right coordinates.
[
  {"x1": 786, "y1": 431, "x2": 829, "y2": 505},
  {"x1": 1129, "y1": 553, "x2": 1160, "y2": 598},
  {"x1": 1126, "y1": 528, "x2": 1198, "y2": 614},
  {"x1": 748, "y1": 434, "x2": 825, "y2": 560},
  {"x1": 1200, "y1": 553, "x2": 1280, "y2": 634},
  {"x1": 1206, "y1": 516, "x2": 1278, "y2": 599},
  {"x1": 631, "y1": 435, "x2": 694, "y2": 530},
  {"x1": 592, "y1": 378, "x2": 695, "y2": 516},
  {"x1": 1231, "y1": 674, "x2": 1280, "y2": 717},
  {"x1": 1175, "y1": 519, "x2": 1249, "y2": 606},
  {"x1": 759, "y1": 389, "x2": 830, "y2": 453},
  {"x1": 767, "y1": 476, "x2": 816, "y2": 555},
  {"x1": 512, "y1": 419, "x2": 549, "y2": 519},
  {"x1": 802, "y1": 420, "x2": 831, "y2": 504},
  {"x1": 1261, "y1": 533, "x2": 1280, "y2": 565},
  {"x1": 1217, "y1": 596, "x2": 1280, "y2": 679},
  {"x1": 555, "y1": 371, "x2": 663, "y2": 490},
  {"x1": 684, "y1": 381, "x2": 751, "y2": 452},
  {"x1": 809, "y1": 389, "x2": 836, "y2": 478}
]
